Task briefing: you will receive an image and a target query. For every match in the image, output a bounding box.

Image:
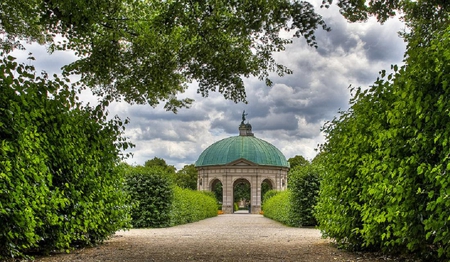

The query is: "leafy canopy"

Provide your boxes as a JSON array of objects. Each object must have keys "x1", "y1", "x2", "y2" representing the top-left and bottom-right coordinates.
[{"x1": 1, "y1": 0, "x2": 329, "y2": 112}]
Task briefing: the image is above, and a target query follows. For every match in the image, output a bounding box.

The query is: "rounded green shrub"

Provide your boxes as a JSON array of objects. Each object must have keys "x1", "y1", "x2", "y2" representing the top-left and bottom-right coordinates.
[{"x1": 234, "y1": 202, "x2": 239, "y2": 212}]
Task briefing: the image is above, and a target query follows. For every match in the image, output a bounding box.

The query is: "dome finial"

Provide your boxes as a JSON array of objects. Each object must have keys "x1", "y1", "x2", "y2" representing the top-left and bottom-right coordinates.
[
  {"x1": 241, "y1": 110, "x2": 248, "y2": 125},
  {"x1": 239, "y1": 111, "x2": 254, "y2": 136}
]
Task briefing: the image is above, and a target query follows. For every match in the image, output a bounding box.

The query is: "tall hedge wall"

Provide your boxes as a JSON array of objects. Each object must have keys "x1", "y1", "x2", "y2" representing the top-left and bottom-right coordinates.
[
  {"x1": 315, "y1": 26, "x2": 450, "y2": 259},
  {"x1": 0, "y1": 57, "x2": 131, "y2": 259},
  {"x1": 289, "y1": 165, "x2": 320, "y2": 227}
]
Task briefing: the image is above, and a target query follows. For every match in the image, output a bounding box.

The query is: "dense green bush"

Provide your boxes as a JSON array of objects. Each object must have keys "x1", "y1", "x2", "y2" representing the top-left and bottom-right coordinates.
[
  {"x1": 170, "y1": 187, "x2": 217, "y2": 225},
  {"x1": 262, "y1": 191, "x2": 292, "y2": 225},
  {"x1": 124, "y1": 165, "x2": 217, "y2": 228},
  {"x1": 0, "y1": 57, "x2": 131, "y2": 259},
  {"x1": 124, "y1": 166, "x2": 173, "y2": 228},
  {"x1": 289, "y1": 165, "x2": 320, "y2": 227},
  {"x1": 263, "y1": 164, "x2": 320, "y2": 227},
  {"x1": 262, "y1": 189, "x2": 280, "y2": 207},
  {"x1": 316, "y1": 25, "x2": 450, "y2": 259}
]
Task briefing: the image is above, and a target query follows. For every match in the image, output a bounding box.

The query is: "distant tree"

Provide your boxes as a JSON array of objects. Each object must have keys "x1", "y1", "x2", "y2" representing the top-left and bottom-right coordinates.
[
  {"x1": 174, "y1": 164, "x2": 198, "y2": 190},
  {"x1": 234, "y1": 182, "x2": 250, "y2": 203},
  {"x1": 144, "y1": 157, "x2": 176, "y2": 174},
  {"x1": 288, "y1": 155, "x2": 310, "y2": 169}
]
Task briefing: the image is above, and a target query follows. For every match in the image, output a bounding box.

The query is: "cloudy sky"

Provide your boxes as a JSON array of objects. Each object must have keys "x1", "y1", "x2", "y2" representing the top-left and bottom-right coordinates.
[{"x1": 13, "y1": 4, "x2": 406, "y2": 170}]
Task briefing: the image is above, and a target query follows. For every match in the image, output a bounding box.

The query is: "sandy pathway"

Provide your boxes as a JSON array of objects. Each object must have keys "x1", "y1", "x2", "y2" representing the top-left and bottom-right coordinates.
[{"x1": 35, "y1": 214, "x2": 394, "y2": 261}]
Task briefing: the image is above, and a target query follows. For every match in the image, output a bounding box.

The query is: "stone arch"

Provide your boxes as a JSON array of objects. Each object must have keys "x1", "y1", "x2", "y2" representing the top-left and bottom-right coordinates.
[
  {"x1": 261, "y1": 178, "x2": 275, "y2": 205},
  {"x1": 232, "y1": 177, "x2": 252, "y2": 188},
  {"x1": 209, "y1": 177, "x2": 223, "y2": 190},
  {"x1": 210, "y1": 178, "x2": 223, "y2": 204},
  {"x1": 232, "y1": 178, "x2": 251, "y2": 213}
]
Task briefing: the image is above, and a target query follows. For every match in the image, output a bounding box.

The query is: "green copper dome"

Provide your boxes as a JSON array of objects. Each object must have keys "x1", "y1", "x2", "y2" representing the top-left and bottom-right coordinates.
[{"x1": 195, "y1": 136, "x2": 289, "y2": 168}]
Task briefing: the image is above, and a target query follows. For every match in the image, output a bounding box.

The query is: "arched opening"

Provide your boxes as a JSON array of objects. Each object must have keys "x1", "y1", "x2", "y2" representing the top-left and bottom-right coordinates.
[
  {"x1": 210, "y1": 179, "x2": 223, "y2": 210},
  {"x1": 261, "y1": 179, "x2": 274, "y2": 206},
  {"x1": 233, "y1": 178, "x2": 251, "y2": 213}
]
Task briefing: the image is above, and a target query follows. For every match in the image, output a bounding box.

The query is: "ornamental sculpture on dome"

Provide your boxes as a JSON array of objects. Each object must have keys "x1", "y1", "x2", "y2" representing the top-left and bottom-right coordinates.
[
  {"x1": 239, "y1": 110, "x2": 254, "y2": 136},
  {"x1": 241, "y1": 110, "x2": 248, "y2": 125}
]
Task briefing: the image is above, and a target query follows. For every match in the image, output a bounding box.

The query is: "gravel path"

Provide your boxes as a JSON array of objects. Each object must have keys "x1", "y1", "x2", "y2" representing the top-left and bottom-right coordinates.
[{"x1": 35, "y1": 214, "x2": 392, "y2": 262}]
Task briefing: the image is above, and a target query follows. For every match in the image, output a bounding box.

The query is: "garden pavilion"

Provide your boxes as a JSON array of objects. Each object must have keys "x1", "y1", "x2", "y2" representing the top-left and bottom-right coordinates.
[{"x1": 195, "y1": 112, "x2": 290, "y2": 214}]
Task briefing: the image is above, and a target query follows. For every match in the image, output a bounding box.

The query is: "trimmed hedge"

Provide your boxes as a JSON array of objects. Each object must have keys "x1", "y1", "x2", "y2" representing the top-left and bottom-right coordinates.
[
  {"x1": 0, "y1": 57, "x2": 131, "y2": 259},
  {"x1": 263, "y1": 165, "x2": 320, "y2": 227},
  {"x1": 170, "y1": 187, "x2": 218, "y2": 225},
  {"x1": 262, "y1": 189, "x2": 280, "y2": 206},
  {"x1": 124, "y1": 166, "x2": 217, "y2": 228},
  {"x1": 124, "y1": 166, "x2": 173, "y2": 228},
  {"x1": 315, "y1": 26, "x2": 450, "y2": 259},
  {"x1": 262, "y1": 191, "x2": 292, "y2": 226},
  {"x1": 289, "y1": 165, "x2": 320, "y2": 227}
]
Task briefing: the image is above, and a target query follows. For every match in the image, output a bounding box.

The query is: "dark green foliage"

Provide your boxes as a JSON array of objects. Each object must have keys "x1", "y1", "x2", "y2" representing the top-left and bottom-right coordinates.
[
  {"x1": 170, "y1": 187, "x2": 217, "y2": 225},
  {"x1": 0, "y1": 56, "x2": 131, "y2": 259},
  {"x1": 124, "y1": 166, "x2": 173, "y2": 228},
  {"x1": 316, "y1": 25, "x2": 450, "y2": 259},
  {"x1": 288, "y1": 155, "x2": 310, "y2": 169},
  {"x1": 124, "y1": 165, "x2": 217, "y2": 228},
  {"x1": 2, "y1": 0, "x2": 330, "y2": 112},
  {"x1": 212, "y1": 181, "x2": 223, "y2": 203},
  {"x1": 289, "y1": 165, "x2": 320, "y2": 227},
  {"x1": 263, "y1": 164, "x2": 320, "y2": 227},
  {"x1": 233, "y1": 182, "x2": 250, "y2": 202},
  {"x1": 174, "y1": 164, "x2": 198, "y2": 190},
  {"x1": 262, "y1": 191, "x2": 292, "y2": 226},
  {"x1": 144, "y1": 157, "x2": 176, "y2": 174},
  {"x1": 261, "y1": 180, "x2": 273, "y2": 205}
]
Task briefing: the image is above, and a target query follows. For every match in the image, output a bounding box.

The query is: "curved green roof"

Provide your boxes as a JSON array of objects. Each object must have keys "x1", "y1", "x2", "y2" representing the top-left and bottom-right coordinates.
[{"x1": 195, "y1": 136, "x2": 289, "y2": 168}]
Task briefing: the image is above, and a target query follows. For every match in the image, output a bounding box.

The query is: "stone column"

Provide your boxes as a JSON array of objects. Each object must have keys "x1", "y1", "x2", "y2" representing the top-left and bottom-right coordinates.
[
  {"x1": 222, "y1": 171, "x2": 233, "y2": 214},
  {"x1": 250, "y1": 175, "x2": 261, "y2": 214}
]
